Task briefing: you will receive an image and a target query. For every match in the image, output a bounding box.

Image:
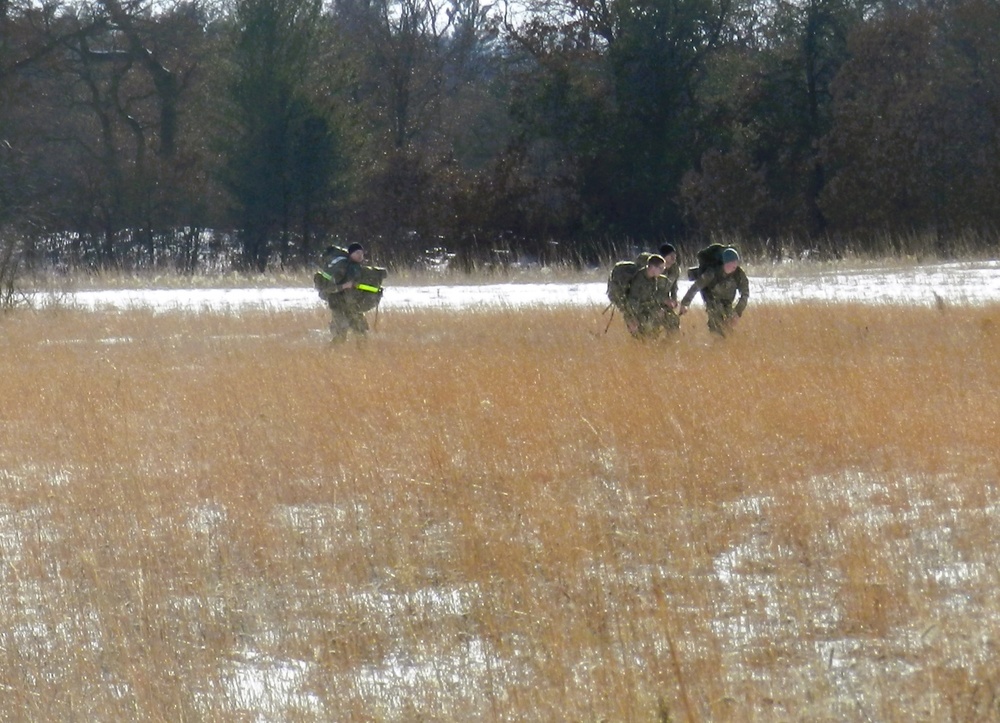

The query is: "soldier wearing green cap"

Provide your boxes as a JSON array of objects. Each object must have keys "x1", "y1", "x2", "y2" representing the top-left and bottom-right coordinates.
[{"x1": 678, "y1": 246, "x2": 749, "y2": 336}]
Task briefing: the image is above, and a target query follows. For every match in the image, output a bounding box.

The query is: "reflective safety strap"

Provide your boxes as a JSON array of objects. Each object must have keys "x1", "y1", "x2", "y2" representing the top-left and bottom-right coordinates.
[
  {"x1": 356, "y1": 283, "x2": 381, "y2": 293},
  {"x1": 317, "y1": 269, "x2": 333, "y2": 280}
]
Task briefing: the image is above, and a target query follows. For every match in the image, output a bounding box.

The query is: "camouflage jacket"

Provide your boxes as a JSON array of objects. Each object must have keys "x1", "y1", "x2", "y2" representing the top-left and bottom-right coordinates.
[
  {"x1": 681, "y1": 266, "x2": 749, "y2": 315},
  {"x1": 659, "y1": 263, "x2": 679, "y2": 304},
  {"x1": 625, "y1": 270, "x2": 667, "y2": 317},
  {"x1": 322, "y1": 255, "x2": 362, "y2": 292},
  {"x1": 634, "y1": 253, "x2": 679, "y2": 305}
]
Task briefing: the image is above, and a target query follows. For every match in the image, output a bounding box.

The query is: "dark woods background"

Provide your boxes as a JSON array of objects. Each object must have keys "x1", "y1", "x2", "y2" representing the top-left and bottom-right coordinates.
[{"x1": 1, "y1": 0, "x2": 999, "y2": 273}]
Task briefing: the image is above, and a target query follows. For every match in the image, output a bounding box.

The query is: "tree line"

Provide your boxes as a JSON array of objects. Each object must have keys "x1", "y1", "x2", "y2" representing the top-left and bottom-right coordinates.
[{"x1": 1, "y1": 0, "x2": 998, "y2": 273}]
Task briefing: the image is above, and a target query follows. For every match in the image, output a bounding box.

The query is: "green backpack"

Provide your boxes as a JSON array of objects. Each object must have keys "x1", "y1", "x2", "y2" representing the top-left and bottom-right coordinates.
[
  {"x1": 687, "y1": 243, "x2": 729, "y2": 281},
  {"x1": 343, "y1": 265, "x2": 388, "y2": 312},
  {"x1": 607, "y1": 259, "x2": 644, "y2": 310},
  {"x1": 313, "y1": 245, "x2": 349, "y2": 297}
]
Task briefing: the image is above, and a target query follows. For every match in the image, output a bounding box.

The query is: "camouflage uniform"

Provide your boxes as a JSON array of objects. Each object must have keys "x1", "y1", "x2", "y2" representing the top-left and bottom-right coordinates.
[
  {"x1": 680, "y1": 265, "x2": 750, "y2": 336},
  {"x1": 323, "y1": 255, "x2": 369, "y2": 341},
  {"x1": 624, "y1": 269, "x2": 674, "y2": 339},
  {"x1": 634, "y1": 249, "x2": 680, "y2": 332},
  {"x1": 656, "y1": 262, "x2": 680, "y2": 332}
]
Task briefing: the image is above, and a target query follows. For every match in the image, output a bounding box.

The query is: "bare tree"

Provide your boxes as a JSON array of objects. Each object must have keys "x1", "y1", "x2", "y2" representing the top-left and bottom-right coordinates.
[{"x1": 327, "y1": 0, "x2": 504, "y2": 249}]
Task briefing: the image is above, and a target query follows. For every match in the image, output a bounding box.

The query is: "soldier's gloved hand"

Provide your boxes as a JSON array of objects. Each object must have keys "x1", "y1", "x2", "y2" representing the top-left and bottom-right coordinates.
[{"x1": 678, "y1": 305, "x2": 689, "y2": 316}]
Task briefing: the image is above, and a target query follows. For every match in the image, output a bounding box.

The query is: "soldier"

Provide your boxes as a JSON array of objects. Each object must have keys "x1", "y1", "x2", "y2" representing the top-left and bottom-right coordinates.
[
  {"x1": 678, "y1": 246, "x2": 749, "y2": 336},
  {"x1": 319, "y1": 242, "x2": 370, "y2": 342},
  {"x1": 655, "y1": 243, "x2": 681, "y2": 333},
  {"x1": 623, "y1": 254, "x2": 675, "y2": 339}
]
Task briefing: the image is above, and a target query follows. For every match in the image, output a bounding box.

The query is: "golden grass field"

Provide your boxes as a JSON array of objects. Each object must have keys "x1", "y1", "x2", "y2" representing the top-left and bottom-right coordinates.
[{"x1": 1, "y1": 298, "x2": 999, "y2": 720}]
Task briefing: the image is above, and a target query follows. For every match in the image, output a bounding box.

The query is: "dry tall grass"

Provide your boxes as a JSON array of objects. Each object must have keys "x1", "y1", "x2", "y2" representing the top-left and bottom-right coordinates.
[{"x1": 1, "y1": 301, "x2": 999, "y2": 720}]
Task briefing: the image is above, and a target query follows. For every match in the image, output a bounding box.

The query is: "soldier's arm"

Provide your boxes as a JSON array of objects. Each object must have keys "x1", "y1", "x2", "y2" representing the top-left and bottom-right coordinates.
[
  {"x1": 679, "y1": 268, "x2": 714, "y2": 308},
  {"x1": 326, "y1": 258, "x2": 356, "y2": 292},
  {"x1": 734, "y1": 269, "x2": 750, "y2": 316}
]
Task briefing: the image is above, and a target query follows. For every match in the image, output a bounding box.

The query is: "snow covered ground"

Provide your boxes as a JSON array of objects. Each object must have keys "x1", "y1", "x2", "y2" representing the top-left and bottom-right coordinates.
[{"x1": 59, "y1": 259, "x2": 1000, "y2": 312}]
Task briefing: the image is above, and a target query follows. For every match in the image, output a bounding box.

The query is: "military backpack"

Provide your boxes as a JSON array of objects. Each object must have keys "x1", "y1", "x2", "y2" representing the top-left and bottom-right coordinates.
[
  {"x1": 344, "y1": 265, "x2": 388, "y2": 312},
  {"x1": 607, "y1": 259, "x2": 645, "y2": 311},
  {"x1": 687, "y1": 243, "x2": 729, "y2": 281}
]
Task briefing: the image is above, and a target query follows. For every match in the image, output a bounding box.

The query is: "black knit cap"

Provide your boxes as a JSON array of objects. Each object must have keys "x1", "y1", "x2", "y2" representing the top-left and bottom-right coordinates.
[
  {"x1": 659, "y1": 243, "x2": 676, "y2": 256},
  {"x1": 347, "y1": 242, "x2": 365, "y2": 254}
]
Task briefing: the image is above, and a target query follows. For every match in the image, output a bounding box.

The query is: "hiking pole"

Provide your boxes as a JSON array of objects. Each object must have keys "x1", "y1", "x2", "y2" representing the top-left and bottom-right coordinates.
[{"x1": 603, "y1": 305, "x2": 615, "y2": 334}]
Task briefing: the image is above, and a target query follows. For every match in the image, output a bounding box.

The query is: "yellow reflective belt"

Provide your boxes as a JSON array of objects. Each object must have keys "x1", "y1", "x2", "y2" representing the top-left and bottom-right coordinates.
[
  {"x1": 317, "y1": 269, "x2": 333, "y2": 280},
  {"x1": 356, "y1": 283, "x2": 381, "y2": 293}
]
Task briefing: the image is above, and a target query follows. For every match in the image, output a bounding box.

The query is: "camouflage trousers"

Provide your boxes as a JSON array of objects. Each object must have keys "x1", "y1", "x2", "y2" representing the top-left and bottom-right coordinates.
[
  {"x1": 328, "y1": 297, "x2": 369, "y2": 342},
  {"x1": 704, "y1": 297, "x2": 737, "y2": 337},
  {"x1": 624, "y1": 307, "x2": 680, "y2": 340}
]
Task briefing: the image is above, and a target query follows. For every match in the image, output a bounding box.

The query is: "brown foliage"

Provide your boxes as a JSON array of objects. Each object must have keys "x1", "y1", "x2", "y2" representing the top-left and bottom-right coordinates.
[{"x1": 0, "y1": 299, "x2": 999, "y2": 718}]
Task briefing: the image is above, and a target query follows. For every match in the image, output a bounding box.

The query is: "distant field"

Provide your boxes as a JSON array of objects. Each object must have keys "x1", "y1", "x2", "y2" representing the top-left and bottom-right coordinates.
[
  {"x1": 1, "y1": 302, "x2": 998, "y2": 720},
  {"x1": 27, "y1": 258, "x2": 1000, "y2": 313}
]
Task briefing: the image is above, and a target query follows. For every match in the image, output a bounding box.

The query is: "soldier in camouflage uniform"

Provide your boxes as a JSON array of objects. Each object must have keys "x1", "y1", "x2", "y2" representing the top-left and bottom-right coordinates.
[
  {"x1": 655, "y1": 244, "x2": 681, "y2": 333},
  {"x1": 321, "y1": 243, "x2": 370, "y2": 342},
  {"x1": 623, "y1": 255, "x2": 675, "y2": 339},
  {"x1": 678, "y1": 247, "x2": 749, "y2": 336}
]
